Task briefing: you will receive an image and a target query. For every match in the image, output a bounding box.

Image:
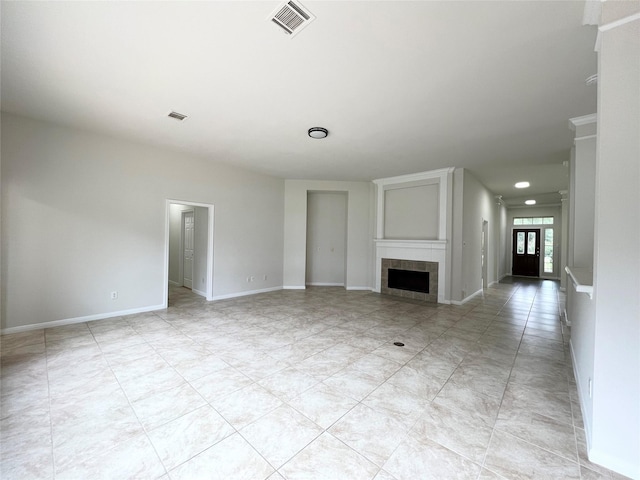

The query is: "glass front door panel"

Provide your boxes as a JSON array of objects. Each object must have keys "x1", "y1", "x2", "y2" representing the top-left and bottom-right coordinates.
[
  {"x1": 517, "y1": 232, "x2": 525, "y2": 254},
  {"x1": 527, "y1": 232, "x2": 536, "y2": 255}
]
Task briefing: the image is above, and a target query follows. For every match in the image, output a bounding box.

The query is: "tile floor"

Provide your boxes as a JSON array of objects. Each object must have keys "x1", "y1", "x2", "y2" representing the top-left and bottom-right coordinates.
[{"x1": 0, "y1": 279, "x2": 629, "y2": 479}]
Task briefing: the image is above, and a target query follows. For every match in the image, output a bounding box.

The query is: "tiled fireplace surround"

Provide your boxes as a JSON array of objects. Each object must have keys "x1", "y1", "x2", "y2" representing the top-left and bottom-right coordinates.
[{"x1": 381, "y1": 258, "x2": 438, "y2": 303}]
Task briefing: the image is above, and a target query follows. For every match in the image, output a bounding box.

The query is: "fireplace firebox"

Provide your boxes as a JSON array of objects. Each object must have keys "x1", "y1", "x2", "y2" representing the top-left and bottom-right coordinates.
[
  {"x1": 388, "y1": 269, "x2": 429, "y2": 294},
  {"x1": 381, "y1": 258, "x2": 438, "y2": 302}
]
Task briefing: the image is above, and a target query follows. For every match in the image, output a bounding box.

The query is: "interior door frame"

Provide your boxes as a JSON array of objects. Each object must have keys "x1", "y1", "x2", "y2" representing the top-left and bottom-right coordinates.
[
  {"x1": 512, "y1": 228, "x2": 541, "y2": 277},
  {"x1": 163, "y1": 199, "x2": 215, "y2": 306}
]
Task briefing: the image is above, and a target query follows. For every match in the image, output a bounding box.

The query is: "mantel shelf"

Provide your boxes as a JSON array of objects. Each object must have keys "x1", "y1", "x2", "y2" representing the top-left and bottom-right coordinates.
[{"x1": 565, "y1": 266, "x2": 594, "y2": 299}]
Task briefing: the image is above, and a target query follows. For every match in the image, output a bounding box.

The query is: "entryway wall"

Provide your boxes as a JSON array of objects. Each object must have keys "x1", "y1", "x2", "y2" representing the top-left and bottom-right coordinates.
[
  {"x1": 168, "y1": 203, "x2": 209, "y2": 297},
  {"x1": 305, "y1": 191, "x2": 348, "y2": 286}
]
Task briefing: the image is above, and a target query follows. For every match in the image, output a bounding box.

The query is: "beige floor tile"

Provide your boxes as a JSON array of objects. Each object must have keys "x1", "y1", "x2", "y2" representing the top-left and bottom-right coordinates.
[
  {"x1": 494, "y1": 409, "x2": 577, "y2": 461},
  {"x1": 258, "y1": 366, "x2": 319, "y2": 401},
  {"x1": 211, "y1": 383, "x2": 282, "y2": 429},
  {"x1": 410, "y1": 402, "x2": 492, "y2": 464},
  {"x1": 287, "y1": 382, "x2": 358, "y2": 429},
  {"x1": 323, "y1": 365, "x2": 385, "y2": 401},
  {"x1": 148, "y1": 405, "x2": 235, "y2": 470},
  {"x1": 131, "y1": 382, "x2": 206, "y2": 430},
  {"x1": 169, "y1": 433, "x2": 274, "y2": 480},
  {"x1": 279, "y1": 432, "x2": 379, "y2": 480},
  {"x1": 386, "y1": 364, "x2": 446, "y2": 400},
  {"x1": 0, "y1": 281, "x2": 629, "y2": 480},
  {"x1": 433, "y1": 381, "x2": 501, "y2": 427},
  {"x1": 484, "y1": 430, "x2": 580, "y2": 480},
  {"x1": 383, "y1": 435, "x2": 481, "y2": 480},
  {"x1": 55, "y1": 434, "x2": 165, "y2": 480},
  {"x1": 329, "y1": 403, "x2": 408, "y2": 467},
  {"x1": 240, "y1": 405, "x2": 323, "y2": 468}
]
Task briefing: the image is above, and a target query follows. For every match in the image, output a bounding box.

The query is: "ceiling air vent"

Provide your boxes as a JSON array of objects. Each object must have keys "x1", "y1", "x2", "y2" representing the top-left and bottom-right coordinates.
[
  {"x1": 268, "y1": 1, "x2": 316, "y2": 38},
  {"x1": 168, "y1": 111, "x2": 187, "y2": 121}
]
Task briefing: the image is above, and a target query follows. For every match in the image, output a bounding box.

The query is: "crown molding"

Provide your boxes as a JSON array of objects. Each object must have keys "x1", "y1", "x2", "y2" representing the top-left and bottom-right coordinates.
[
  {"x1": 373, "y1": 167, "x2": 455, "y2": 186},
  {"x1": 599, "y1": 12, "x2": 640, "y2": 32},
  {"x1": 569, "y1": 114, "x2": 597, "y2": 130}
]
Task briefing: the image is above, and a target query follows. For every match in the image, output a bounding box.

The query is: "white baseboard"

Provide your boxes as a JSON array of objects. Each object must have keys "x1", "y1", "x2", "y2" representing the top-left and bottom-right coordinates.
[
  {"x1": 587, "y1": 449, "x2": 639, "y2": 480},
  {"x1": 450, "y1": 288, "x2": 484, "y2": 306},
  {"x1": 571, "y1": 343, "x2": 640, "y2": 479},
  {"x1": 210, "y1": 286, "x2": 282, "y2": 301},
  {"x1": 570, "y1": 340, "x2": 592, "y2": 446},
  {"x1": 168, "y1": 280, "x2": 181, "y2": 287},
  {"x1": 283, "y1": 286, "x2": 306, "y2": 290},
  {"x1": 192, "y1": 288, "x2": 207, "y2": 298},
  {"x1": 1, "y1": 304, "x2": 166, "y2": 335},
  {"x1": 306, "y1": 282, "x2": 344, "y2": 287},
  {"x1": 346, "y1": 286, "x2": 374, "y2": 291}
]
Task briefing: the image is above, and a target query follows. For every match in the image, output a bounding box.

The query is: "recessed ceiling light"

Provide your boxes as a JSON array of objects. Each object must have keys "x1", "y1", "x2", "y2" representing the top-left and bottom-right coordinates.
[
  {"x1": 308, "y1": 127, "x2": 328, "y2": 139},
  {"x1": 515, "y1": 182, "x2": 530, "y2": 189},
  {"x1": 525, "y1": 200, "x2": 536, "y2": 205}
]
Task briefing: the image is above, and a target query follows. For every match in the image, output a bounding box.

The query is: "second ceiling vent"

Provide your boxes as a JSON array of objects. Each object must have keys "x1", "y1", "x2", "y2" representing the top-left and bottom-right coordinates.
[{"x1": 268, "y1": 1, "x2": 315, "y2": 38}]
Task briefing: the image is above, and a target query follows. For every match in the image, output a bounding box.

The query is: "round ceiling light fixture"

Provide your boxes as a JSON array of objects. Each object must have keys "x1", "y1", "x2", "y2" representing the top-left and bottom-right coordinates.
[
  {"x1": 308, "y1": 127, "x2": 328, "y2": 139},
  {"x1": 515, "y1": 181, "x2": 530, "y2": 189},
  {"x1": 525, "y1": 199, "x2": 536, "y2": 205}
]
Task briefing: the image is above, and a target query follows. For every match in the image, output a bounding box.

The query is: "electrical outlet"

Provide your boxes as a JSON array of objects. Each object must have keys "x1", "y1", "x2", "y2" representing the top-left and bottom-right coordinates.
[
  {"x1": 588, "y1": 378, "x2": 593, "y2": 398},
  {"x1": 246, "y1": 276, "x2": 251, "y2": 283},
  {"x1": 110, "y1": 291, "x2": 118, "y2": 300},
  {"x1": 263, "y1": 274, "x2": 268, "y2": 281},
  {"x1": 250, "y1": 276, "x2": 255, "y2": 282}
]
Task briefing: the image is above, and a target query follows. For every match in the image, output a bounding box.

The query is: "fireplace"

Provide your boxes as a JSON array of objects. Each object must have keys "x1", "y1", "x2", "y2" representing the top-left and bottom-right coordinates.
[{"x1": 381, "y1": 258, "x2": 438, "y2": 302}]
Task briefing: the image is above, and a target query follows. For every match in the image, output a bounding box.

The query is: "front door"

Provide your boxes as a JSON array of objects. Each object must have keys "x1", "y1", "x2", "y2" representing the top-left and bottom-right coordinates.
[
  {"x1": 183, "y1": 211, "x2": 194, "y2": 289},
  {"x1": 512, "y1": 229, "x2": 540, "y2": 277}
]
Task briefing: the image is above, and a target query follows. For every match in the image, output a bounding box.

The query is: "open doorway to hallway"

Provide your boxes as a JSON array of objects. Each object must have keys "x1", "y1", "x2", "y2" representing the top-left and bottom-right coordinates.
[{"x1": 164, "y1": 200, "x2": 215, "y2": 307}]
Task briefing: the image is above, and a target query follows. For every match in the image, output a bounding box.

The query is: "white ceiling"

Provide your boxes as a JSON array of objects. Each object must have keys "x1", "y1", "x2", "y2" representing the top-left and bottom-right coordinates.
[{"x1": 1, "y1": 1, "x2": 597, "y2": 206}]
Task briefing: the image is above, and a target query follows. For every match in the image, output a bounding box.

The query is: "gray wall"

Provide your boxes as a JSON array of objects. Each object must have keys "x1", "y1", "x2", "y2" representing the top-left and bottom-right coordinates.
[
  {"x1": 1, "y1": 113, "x2": 285, "y2": 331},
  {"x1": 451, "y1": 169, "x2": 502, "y2": 302}
]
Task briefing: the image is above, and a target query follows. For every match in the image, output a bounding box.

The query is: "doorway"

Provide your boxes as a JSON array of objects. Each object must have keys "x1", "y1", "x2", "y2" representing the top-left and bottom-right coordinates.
[
  {"x1": 305, "y1": 191, "x2": 348, "y2": 286},
  {"x1": 512, "y1": 228, "x2": 540, "y2": 277},
  {"x1": 164, "y1": 200, "x2": 215, "y2": 307}
]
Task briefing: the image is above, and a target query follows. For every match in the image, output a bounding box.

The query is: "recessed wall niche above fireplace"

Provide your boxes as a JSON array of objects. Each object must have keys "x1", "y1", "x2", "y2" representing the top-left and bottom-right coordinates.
[
  {"x1": 373, "y1": 167, "x2": 454, "y2": 304},
  {"x1": 381, "y1": 258, "x2": 438, "y2": 302}
]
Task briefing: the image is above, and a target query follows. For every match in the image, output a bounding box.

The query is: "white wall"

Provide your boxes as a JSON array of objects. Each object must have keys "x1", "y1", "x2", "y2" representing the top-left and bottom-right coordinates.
[
  {"x1": 589, "y1": 4, "x2": 640, "y2": 477},
  {"x1": 283, "y1": 180, "x2": 373, "y2": 290},
  {"x1": 506, "y1": 206, "x2": 562, "y2": 278},
  {"x1": 451, "y1": 169, "x2": 501, "y2": 303},
  {"x1": 1, "y1": 113, "x2": 284, "y2": 331},
  {"x1": 305, "y1": 191, "x2": 347, "y2": 286},
  {"x1": 496, "y1": 202, "x2": 508, "y2": 280}
]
